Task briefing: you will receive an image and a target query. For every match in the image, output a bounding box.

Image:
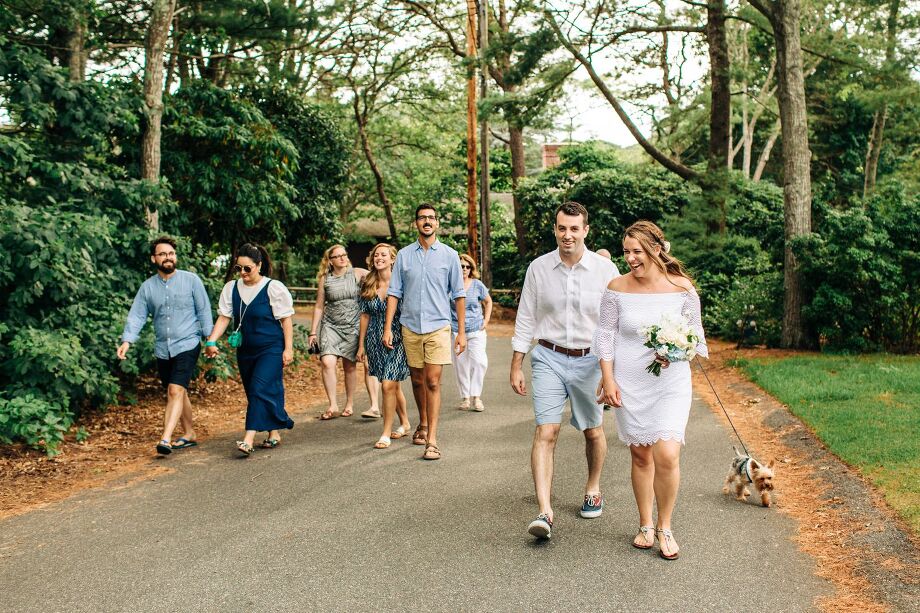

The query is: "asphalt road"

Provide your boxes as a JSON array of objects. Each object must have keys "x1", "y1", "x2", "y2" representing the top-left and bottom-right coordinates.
[{"x1": 0, "y1": 335, "x2": 828, "y2": 612}]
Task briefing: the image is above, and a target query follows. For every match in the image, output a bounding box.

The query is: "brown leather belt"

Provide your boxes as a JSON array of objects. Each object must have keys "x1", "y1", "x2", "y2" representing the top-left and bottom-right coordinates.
[{"x1": 538, "y1": 339, "x2": 591, "y2": 357}]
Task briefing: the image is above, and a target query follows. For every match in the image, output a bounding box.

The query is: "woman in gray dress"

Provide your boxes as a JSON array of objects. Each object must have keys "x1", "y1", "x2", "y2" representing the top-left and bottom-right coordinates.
[{"x1": 309, "y1": 244, "x2": 369, "y2": 419}]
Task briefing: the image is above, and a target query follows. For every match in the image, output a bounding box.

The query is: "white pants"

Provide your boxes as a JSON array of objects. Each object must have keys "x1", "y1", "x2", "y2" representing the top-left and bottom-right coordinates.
[{"x1": 452, "y1": 329, "x2": 488, "y2": 398}]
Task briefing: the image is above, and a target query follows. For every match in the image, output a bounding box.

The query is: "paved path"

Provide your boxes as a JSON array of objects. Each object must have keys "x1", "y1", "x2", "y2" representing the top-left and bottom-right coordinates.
[{"x1": 0, "y1": 336, "x2": 828, "y2": 612}]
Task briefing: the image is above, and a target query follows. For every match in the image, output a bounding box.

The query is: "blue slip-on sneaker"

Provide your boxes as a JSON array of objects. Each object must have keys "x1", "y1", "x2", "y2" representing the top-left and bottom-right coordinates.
[
  {"x1": 527, "y1": 513, "x2": 553, "y2": 539},
  {"x1": 580, "y1": 493, "x2": 604, "y2": 518}
]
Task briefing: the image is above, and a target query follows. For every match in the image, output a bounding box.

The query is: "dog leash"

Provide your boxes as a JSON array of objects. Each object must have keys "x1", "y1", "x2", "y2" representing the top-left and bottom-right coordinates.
[{"x1": 692, "y1": 356, "x2": 751, "y2": 457}]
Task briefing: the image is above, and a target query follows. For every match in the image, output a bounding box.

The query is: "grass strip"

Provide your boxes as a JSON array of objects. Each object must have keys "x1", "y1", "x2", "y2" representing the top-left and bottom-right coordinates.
[{"x1": 730, "y1": 354, "x2": 920, "y2": 534}]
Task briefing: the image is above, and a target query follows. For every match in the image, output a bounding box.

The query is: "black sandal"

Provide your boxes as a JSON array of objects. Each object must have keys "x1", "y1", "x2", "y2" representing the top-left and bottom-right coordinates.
[
  {"x1": 260, "y1": 438, "x2": 280, "y2": 449},
  {"x1": 236, "y1": 441, "x2": 254, "y2": 456}
]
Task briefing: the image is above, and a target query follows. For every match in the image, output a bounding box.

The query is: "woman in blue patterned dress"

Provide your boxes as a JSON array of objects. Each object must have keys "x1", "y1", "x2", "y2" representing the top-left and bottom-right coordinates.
[{"x1": 356, "y1": 243, "x2": 411, "y2": 449}]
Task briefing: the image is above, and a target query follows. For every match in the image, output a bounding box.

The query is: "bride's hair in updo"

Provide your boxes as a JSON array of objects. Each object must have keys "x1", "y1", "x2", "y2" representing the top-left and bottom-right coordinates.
[{"x1": 623, "y1": 221, "x2": 694, "y2": 286}]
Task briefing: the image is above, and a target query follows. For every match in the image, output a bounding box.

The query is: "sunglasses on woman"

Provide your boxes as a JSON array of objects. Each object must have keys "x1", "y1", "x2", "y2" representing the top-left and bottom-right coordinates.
[{"x1": 233, "y1": 264, "x2": 257, "y2": 274}]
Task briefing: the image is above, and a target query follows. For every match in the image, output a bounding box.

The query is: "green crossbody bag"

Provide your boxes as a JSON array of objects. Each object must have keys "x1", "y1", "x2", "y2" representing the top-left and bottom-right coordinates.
[{"x1": 229, "y1": 294, "x2": 251, "y2": 348}]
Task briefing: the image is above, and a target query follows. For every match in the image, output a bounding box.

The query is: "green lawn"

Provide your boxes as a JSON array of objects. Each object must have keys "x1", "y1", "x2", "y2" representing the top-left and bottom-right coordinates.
[{"x1": 731, "y1": 354, "x2": 920, "y2": 534}]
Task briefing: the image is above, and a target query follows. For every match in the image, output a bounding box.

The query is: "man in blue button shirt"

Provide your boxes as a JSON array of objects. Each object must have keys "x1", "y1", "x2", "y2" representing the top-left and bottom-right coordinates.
[
  {"x1": 117, "y1": 237, "x2": 214, "y2": 456},
  {"x1": 383, "y1": 204, "x2": 466, "y2": 461}
]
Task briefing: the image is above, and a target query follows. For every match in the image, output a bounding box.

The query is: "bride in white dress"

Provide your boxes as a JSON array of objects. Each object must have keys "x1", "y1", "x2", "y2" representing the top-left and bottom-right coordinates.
[{"x1": 593, "y1": 221, "x2": 707, "y2": 561}]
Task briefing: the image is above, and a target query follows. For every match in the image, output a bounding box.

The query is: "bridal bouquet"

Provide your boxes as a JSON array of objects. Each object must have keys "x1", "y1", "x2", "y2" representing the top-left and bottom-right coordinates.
[{"x1": 639, "y1": 312, "x2": 701, "y2": 376}]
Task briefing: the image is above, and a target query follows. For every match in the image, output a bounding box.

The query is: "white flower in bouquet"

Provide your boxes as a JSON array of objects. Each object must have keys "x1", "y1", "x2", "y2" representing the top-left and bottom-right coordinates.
[{"x1": 641, "y1": 311, "x2": 701, "y2": 376}]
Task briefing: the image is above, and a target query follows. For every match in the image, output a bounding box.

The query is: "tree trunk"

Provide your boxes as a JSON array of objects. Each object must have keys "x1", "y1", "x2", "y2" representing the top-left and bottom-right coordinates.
[
  {"x1": 509, "y1": 126, "x2": 528, "y2": 256},
  {"x1": 51, "y1": 7, "x2": 86, "y2": 81},
  {"x1": 752, "y1": 118, "x2": 781, "y2": 181},
  {"x1": 768, "y1": 0, "x2": 813, "y2": 348},
  {"x1": 67, "y1": 20, "x2": 87, "y2": 82},
  {"x1": 863, "y1": 0, "x2": 900, "y2": 198},
  {"x1": 705, "y1": 0, "x2": 731, "y2": 233},
  {"x1": 863, "y1": 108, "x2": 887, "y2": 197},
  {"x1": 164, "y1": 14, "x2": 180, "y2": 92},
  {"x1": 355, "y1": 107, "x2": 398, "y2": 241},
  {"x1": 141, "y1": 0, "x2": 177, "y2": 231}
]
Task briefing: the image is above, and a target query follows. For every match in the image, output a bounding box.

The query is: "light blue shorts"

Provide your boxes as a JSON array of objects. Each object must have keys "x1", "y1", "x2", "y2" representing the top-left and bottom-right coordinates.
[{"x1": 530, "y1": 344, "x2": 603, "y2": 431}]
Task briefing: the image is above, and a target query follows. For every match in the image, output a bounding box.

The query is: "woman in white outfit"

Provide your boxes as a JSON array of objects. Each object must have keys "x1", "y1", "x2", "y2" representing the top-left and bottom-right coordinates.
[
  {"x1": 451, "y1": 254, "x2": 492, "y2": 411},
  {"x1": 593, "y1": 221, "x2": 707, "y2": 561}
]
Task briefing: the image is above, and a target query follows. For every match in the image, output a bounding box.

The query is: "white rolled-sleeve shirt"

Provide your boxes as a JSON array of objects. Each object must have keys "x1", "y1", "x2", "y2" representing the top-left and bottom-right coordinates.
[{"x1": 512, "y1": 249, "x2": 620, "y2": 354}]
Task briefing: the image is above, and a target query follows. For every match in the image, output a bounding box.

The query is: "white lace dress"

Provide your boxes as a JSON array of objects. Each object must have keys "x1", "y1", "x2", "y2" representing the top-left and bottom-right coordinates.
[{"x1": 591, "y1": 290, "x2": 708, "y2": 446}]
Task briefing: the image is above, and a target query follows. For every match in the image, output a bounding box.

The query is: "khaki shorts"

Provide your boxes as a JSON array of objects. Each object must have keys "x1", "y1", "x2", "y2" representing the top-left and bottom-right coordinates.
[{"x1": 402, "y1": 325, "x2": 452, "y2": 368}]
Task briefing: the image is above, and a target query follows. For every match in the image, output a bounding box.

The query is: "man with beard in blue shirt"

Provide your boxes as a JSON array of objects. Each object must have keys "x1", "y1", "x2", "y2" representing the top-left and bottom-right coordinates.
[{"x1": 118, "y1": 237, "x2": 214, "y2": 456}]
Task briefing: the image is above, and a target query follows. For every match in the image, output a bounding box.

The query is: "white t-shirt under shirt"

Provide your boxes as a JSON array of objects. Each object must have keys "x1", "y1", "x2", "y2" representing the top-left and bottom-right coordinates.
[{"x1": 218, "y1": 277, "x2": 295, "y2": 320}]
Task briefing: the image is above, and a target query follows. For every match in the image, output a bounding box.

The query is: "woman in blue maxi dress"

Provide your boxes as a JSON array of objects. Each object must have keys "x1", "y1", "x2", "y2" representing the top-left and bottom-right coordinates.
[{"x1": 205, "y1": 244, "x2": 295, "y2": 456}]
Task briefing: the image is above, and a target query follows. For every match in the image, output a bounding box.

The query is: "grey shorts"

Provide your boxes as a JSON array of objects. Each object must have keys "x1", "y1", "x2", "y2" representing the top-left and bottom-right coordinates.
[{"x1": 530, "y1": 344, "x2": 603, "y2": 431}]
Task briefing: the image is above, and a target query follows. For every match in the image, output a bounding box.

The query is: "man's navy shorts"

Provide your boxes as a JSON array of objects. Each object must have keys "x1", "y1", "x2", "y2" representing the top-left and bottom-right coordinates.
[{"x1": 157, "y1": 345, "x2": 201, "y2": 390}]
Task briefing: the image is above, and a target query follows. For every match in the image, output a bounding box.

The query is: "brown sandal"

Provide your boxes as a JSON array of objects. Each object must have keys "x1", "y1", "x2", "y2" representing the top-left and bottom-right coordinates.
[
  {"x1": 423, "y1": 443, "x2": 441, "y2": 461},
  {"x1": 412, "y1": 425, "x2": 428, "y2": 446}
]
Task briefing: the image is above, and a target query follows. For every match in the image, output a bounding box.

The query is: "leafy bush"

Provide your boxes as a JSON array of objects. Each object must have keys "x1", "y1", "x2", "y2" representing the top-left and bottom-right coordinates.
[
  {"x1": 514, "y1": 143, "x2": 692, "y2": 261},
  {"x1": 161, "y1": 82, "x2": 299, "y2": 249},
  {"x1": 0, "y1": 395, "x2": 73, "y2": 450},
  {"x1": 706, "y1": 270, "x2": 784, "y2": 347},
  {"x1": 569, "y1": 165, "x2": 691, "y2": 251},
  {"x1": 0, "y1": 30, "x2": 340, "y2": 454},
  {"x1": 242, "y1": 85, "x2": 349, "y2": 272},
  {"x1": 795, "y1": 185, "x2": 919, "y2": 352},
  {"x1": 663, "y1": 176, "x2": 785, "y2": 345},
  {"x1": 0, "y1": 31, "x2": 158, "y2": 453}
]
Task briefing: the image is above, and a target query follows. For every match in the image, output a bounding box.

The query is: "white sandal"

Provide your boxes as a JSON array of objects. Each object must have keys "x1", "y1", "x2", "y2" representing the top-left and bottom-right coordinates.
[
  {"x1": 656, "y1": 527, "x2": 680, "y2": 560},
  {"x1": 373, "y1": 436, "x2": 391, "y2": 449},
  {"x1": 391, "y1": 424, "x2": 411, "y2": 439},
  {"x1": 633, "y1": 525, "x2": 655, "y2": 549}
]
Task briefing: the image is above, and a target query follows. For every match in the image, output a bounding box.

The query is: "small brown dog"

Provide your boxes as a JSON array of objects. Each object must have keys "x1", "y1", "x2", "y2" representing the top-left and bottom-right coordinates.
[{"x1": 723, "y1": 447, "x2": 776, "y2": 507}]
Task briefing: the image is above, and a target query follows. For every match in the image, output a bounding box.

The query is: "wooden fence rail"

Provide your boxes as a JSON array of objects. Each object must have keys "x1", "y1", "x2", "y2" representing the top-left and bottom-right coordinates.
[{"x1": 288, "y1": 286, "x2": 521, "y2": 306}]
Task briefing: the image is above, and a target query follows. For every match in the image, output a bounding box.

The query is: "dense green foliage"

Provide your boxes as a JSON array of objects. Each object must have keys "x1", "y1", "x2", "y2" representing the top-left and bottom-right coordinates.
[
  {"x1": 733, "y1": 354, "x2": 920, "y2": 533},
  {"x1": 0, "y1": 5, "x2": 349, "y2": 453},
  {"x1": 505, "y1": 143, "x2": 692, "y2": 287},
  {"x1": 795, "y1": 184, "x2": 920, "y2": 352},
  {"x1": 0, "y1": 29, "x2": 156, "y2": 453},
  {"x1": 511, "y1": 143, "x2": 918, "y2": 353}
]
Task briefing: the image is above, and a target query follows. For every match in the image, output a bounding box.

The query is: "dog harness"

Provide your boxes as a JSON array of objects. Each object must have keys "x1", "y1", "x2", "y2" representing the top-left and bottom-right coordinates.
[{"x1": 736, "y1": 457, "x2": 754, "y2": 483}]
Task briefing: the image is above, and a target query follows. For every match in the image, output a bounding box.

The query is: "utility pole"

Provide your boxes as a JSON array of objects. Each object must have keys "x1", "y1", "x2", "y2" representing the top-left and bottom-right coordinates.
[
  {"x1": 478, "y1": 0, "x2": 492, "y2": 286},
  {"x1": 465, "y1": 0, "x2": 479, "y2": 260}
]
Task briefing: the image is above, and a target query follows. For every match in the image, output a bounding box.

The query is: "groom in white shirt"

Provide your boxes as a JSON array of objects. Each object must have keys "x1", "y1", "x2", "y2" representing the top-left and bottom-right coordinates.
[{"x1": 510, "y1": 201, "x2": 620, "y2": 539}]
